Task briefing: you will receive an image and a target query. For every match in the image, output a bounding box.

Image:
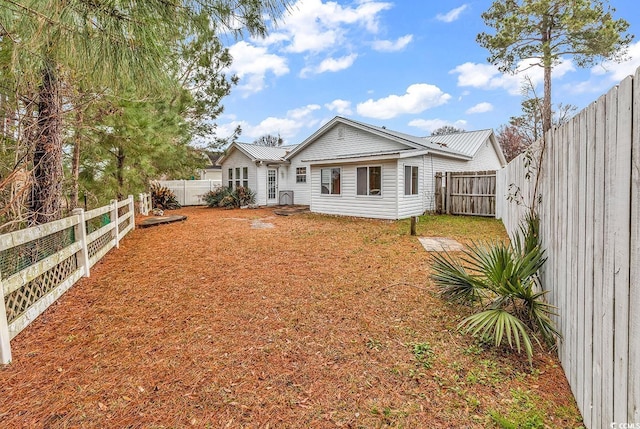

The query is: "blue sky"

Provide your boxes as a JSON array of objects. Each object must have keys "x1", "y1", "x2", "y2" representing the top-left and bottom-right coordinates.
[{"x1": 212, "y1": 0, "x2": 640, "y2": 146}]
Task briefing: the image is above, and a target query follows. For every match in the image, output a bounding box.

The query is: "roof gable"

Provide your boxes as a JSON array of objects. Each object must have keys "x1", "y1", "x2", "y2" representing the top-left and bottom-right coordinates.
[
  {"x1": 422, "y1": 129, "x2": 507, "y2": 166},
  {"x1": 217, "y1": 142, "x2": 298, "y2": 165}
]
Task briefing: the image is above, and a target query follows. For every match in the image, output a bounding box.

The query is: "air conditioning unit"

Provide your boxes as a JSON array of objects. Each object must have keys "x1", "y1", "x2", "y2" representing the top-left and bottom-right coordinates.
[{"x1": 278, "y1": 190, "x2": 294, "y2": 205}]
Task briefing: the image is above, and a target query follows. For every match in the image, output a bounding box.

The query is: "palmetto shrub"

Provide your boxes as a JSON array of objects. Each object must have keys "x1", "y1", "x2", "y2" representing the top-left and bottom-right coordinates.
[
  {"x1": 203, "y1": 186, "x2": 256, "y2": 208},
  {"x1": 431, "y1": 214, "x2": 559, "y2": 362},
  {"x1": 150, "y1": 182, "x2": 181, "y2": 210}
]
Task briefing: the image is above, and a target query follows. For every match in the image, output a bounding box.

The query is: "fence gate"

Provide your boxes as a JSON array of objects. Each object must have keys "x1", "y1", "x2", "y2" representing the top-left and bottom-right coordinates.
[{"x1": 435, "y1": 170, "x2": 496, "y2": 217}]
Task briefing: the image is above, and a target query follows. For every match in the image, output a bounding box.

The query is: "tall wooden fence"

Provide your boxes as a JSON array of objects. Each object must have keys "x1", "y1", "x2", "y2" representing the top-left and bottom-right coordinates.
[
  {"x1": 0, "y1": 195, "x2": 139, "y2": 364},
  {"x1": 435, "y1": 171, "x2": 496, "y2": 216},
  {"x1": 495, "y1": 68, "x2": 640, "y2": 429}
]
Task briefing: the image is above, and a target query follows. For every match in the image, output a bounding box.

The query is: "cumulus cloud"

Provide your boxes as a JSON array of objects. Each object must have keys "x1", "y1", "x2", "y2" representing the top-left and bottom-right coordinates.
[
  {"x1": 466, "y1": 102, "x2": 493, "y2": 114},
  {"x1": 266, "y1": 0, "x2": 392, "y2": 54},
  {"x1": 301, "y1": 54, "x2": 358, "y2": 77},
  {"x1": 372, "y1": 34, "x2": 413, "y2": 52},
  {"x1": 408, "y1": 118, "x2": 468, "y2": 134},
  {"x1": 325, "y1": 99, "x2": 353, "y2": 115},
  {"x1": 450, "y1": 58, "x2": 575, "y2": 95},
  {"x1": 215, "y1": 105, "x2": 322, "y2": 144},
  {"x1": 227, "y1": 41, "x2": 289, "y2": 94},
  {"x1": 591, "y1": 41, "x2": 640, "y2": 82},
  {"x1": 356, "y1": 83, "x2": 451, "y2": 119},
  {"x1": 436, "y1": 5, "x2": 468, "y2": 23}
]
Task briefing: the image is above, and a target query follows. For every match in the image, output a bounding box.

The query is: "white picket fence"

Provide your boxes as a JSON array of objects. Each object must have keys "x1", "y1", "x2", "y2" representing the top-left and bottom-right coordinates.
[
  {"x1": 157, "y1": 180, "x2": 221, "y2": 206},
  {"x1": 496, "y1": 68, "x2": 640, "y2": 428},
  {"x1": 0, "y1": 195, "x2": 139, "y2": 364}
]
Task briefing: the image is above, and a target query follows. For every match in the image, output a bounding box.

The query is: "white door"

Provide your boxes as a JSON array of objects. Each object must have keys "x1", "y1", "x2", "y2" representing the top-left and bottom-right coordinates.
[{"x1": 267, "y1": 169, "x2": 278, "y2": 204}]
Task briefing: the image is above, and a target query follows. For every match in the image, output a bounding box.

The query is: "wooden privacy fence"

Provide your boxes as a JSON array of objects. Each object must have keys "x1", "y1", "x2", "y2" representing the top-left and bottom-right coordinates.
[
  {"x1": 158, "y1": 179, "x2": 221, "y2": 206},
  {"x1": 0, "y1": 195, "x2": 139, "y2": 364},
  {"x1": 435, "y1": 170, "x2": 496, "y2": 216},
  {"x1": 496, "y1": 68, "x2": 640, "y2": 428}
]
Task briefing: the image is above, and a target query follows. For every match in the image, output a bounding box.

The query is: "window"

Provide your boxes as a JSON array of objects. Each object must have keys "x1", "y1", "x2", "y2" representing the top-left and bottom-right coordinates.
[
  {"x1": 357, "y1": 166, "x2": 381, "y2": 196},
  {"x1": 404, "y1": 165, "x2": 418, "y2": 195},
  {"x1": 296, "y1": 167, "x2": 307, "y2": 183},
  {"x1": 228, "y1": 168, "x2": 233, "y2": 190},
  {"x1": 235, "y1": 167, "x2": 241, "y2": 188},
  {"x1": 321, "y1": 168, "x2": 341, "y2": 195},
  {"x1": 242, "y1": 167, "x2": 248, "y2": 188}
]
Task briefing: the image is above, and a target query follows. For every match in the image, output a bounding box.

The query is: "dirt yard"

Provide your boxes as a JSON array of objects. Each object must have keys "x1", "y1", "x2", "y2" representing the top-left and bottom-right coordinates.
[{"x1": 0, "y1": 207, "x2": 582, "y2": 428}]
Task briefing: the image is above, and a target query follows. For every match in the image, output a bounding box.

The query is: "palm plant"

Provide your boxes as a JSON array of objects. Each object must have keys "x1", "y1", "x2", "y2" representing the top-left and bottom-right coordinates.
[{"x1": 431, "y1": 214, "x2": 559, "y2": 362}]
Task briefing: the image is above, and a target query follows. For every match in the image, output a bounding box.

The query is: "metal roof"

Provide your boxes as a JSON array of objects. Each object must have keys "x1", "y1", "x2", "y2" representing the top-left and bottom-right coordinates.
[
  {"x1": 234, "y1": 143, "x2": 298, "y2": 162},
  {"x1": 421, "y1": 129, "x2": 494, "y2": 158}
]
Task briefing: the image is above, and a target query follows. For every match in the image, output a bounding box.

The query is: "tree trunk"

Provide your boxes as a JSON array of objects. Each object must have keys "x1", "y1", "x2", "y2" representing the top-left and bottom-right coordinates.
[
  {"x1": 70, "y1": 108, "x2": 83, "y2": 209},
  {"x1": 116, "y1": 146, "x2": 125, "y2": 200},
  {"x1": 543, "y1": 63, "x2": 552, "y2": 134},
  {"x1": 29, "y1": 63, "x2": 64, "y2": 225}
]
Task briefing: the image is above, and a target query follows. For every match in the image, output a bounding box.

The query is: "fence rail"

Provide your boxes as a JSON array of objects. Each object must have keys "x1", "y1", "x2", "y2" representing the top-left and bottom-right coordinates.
[
  {"x1": 0, "y1": 195, "x2": 138, "y2": 364},
  {"x1": 435, "y1": 170, "x2": 496, "y2": 216},
  {"x1": 496, "y1": 67, "x2": 640, "y2": 428}
]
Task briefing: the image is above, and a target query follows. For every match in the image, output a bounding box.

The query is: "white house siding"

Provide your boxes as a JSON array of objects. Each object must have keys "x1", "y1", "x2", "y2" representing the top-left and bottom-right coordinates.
[
  {"x1": 219, "y1": 149, "x2": 260, "y2": 200},
  {"x1": 397, "y1": 156, "x2": 427, "y2": 218},
  {"x1": 284, "y1": 160, "x2": 312, "y2": 205},
  {"x1": 310, "y1": 160, "x2": 400, "y2": 219}
]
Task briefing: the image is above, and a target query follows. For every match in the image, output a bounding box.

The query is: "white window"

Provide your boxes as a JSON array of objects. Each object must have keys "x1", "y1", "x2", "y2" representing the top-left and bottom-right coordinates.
[
  {"x1": 228, "y1": 168, "x2": 233, "y2": 190},
  {"x1": 321, "y1": 168, "x2": 341, "y2": 195},
  {"x1": 235, "y1": 167, "x2": 241, "y2": 188},
  {"x1": 242, "y1": 167, "x2": 248, "y2": 188},
  {"x1": 356, "y1": 166, "x2": 382, "y2": 196},
  {"x1": 296, "y1": 167, "x2": 307, "y2": 183},
  {"x1": 404, "y1": 165, "x2": 418, "y2": 195}
]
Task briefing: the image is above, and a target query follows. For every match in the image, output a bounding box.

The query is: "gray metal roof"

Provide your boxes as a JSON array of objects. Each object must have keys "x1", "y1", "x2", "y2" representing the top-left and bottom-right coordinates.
[
  {"x1": 421, "y1": 129, "x2": 494, "y2": 158},
  {"x1": 234, "y1": 143, "x2": 299, "y2": 162}
]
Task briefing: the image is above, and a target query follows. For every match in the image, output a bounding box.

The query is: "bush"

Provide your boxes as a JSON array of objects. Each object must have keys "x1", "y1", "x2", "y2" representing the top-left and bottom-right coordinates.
[
  {"x1": 203, "y1": 186, "x2": 256, "y2": 209},
  {"x1": 430, "y1": 213, "x2": 559, "y2": 362},
  {"x1": 150, "y1": 182, "x2": 181, "y2": 210}
]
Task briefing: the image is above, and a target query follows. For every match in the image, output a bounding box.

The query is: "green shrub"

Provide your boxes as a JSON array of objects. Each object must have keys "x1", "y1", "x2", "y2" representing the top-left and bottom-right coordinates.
[
  {"x1": 203, "y1": 186, "x2": 256, "y2": 209},
  {"x1": 150, "y1": 182, "x2": 181, "y2": 210},
  {"x1": 430, "y1": 214, "x2": 559, "y2": 362}
]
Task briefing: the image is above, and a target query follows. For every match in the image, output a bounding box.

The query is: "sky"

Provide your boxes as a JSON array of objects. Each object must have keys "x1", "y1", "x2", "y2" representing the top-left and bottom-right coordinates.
[{"x1": 210, "y1": 0, "x2": 640, "y2": 146}]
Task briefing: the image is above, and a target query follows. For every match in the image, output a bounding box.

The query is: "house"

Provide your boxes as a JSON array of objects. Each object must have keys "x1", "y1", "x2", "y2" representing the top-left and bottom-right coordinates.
[
  {"x1": 199, "y1": 152, "x2": 223, "y2": 182},
  {"x1": 217, "y1": 116, "x2": 507, "y2": 219}
]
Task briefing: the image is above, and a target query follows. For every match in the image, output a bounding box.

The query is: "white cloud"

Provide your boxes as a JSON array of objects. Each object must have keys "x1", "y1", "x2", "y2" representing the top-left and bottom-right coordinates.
[
  {"x1": 268, "y1": 0, "x2": 392, "y2": 53},
  {"x1": 408, "y1": 118, "x2": 468, "y2": 134},
  {"x1": 450, "y1": 58, "x2": 575, "y2": 95},
  {"x1": 325, "y1": 99, "x2": 353, "y2": 115},
  {"x1": 436, "y1": 5, "x2": 468, "y2": 23},
  {"x1": 301, "y1": 54, "x2": 358, "y2": 77},
  {"x1": 466, "y1": 102, "x2": 493, "y2": 114},
  {"x1": 356, "y1": 83, "x2": 451, "y2": 119},
  {"x1": 227, "y1": 41, "x2": 289, "y2": 94},
  {"x1": 372, "y1": 34, "x2": 413, "y2": 52},
  {"x1": 591, "y1": 41, "x2": 640, "y2": 82},
  {"x1": 215, "y1": 105, "x2": 322, "y2": 143}
]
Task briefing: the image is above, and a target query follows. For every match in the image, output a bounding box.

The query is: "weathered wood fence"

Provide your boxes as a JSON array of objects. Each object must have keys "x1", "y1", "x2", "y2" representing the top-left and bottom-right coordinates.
[
  {"x1": 495, "y1": 68, "x2": 640, "y2": 429},
  {"x1": 158, "y1": 179, "x2": 221, "y2": 206},
  {"x1": 0, "y1": 195, "x2": 139, "y2": 364},
  {"x1": 435, "y1": 171, "x2": 496, "y2": 216}
]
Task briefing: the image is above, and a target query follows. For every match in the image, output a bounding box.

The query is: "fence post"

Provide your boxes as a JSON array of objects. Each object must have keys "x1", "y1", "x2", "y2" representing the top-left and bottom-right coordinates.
[
  {"x1": 445, "y1": 172, "x2": 451, "y2": 214},
  {"x1": 0, "y1": 275, "x2": 12, "y2": 364},
  {"x1": 111, "y1": 199, "x2": 120, "y2": 249},
  {"x1": 72, "y1": 208, "x2": 90, "y2": 278},
  {"x1": 128, "y1": 195, "x2": 135, "y2": 231}
]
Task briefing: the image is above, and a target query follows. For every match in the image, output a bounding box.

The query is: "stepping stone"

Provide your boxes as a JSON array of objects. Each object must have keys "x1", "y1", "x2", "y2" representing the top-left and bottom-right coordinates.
[
  {"x1": 139, "y1": 215, "x2": 187, "y2": 228},
  {"x1": 418, "y1": 237, "x2": 464, "y2": 252}
]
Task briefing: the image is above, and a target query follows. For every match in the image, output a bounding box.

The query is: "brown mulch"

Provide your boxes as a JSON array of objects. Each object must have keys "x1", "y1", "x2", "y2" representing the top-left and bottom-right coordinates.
[{"x1": 0, "y1": 207, "x2": 581, "y2": 428}]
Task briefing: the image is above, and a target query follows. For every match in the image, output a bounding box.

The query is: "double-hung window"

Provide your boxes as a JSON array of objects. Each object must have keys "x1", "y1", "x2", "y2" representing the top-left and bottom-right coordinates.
[
  {"x1": 228, "y1": 168, "x2": 233, "y2": 190},
  {"x1": 404, "y1": 165, "x2": 418, "y2": 195},
  {"x1": 235, "y1": 167, "x2": 241, "y2": 188},
  {"x1": 320, "y1": 168, "x2": 341, "y2": 195},
  {"x1": 356, "y1": 166, "x2": 382, "y2": 196},
  {"x1": 242, "y1": 167, "x2": 248, "y2": 188},
  {"x1": 296, "y1": 167, "x2": 307, "y2": 183}
]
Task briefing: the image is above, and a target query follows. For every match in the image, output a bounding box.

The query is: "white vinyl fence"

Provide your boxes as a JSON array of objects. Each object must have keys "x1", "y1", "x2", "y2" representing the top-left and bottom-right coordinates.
[
  {"x1": 0, "y1": 195, "x2": 139, "y2": 364},
  {"x1": 496, "y1": 68, "x2": 640, "y2": 428},
  {"x1": 158, "y1": 180, "x2": 221, "y2": 206}
]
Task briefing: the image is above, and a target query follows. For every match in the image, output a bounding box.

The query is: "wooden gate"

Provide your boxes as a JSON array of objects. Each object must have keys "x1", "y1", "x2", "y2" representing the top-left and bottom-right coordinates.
[{"x1": 435, "y1": 170, "x2": 496, "y2": 217}]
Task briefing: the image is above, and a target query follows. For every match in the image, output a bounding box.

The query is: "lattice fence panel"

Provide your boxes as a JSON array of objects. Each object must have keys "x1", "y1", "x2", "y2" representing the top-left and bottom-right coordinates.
[
  {"x1": 86, "y1": 213, "x2": 111, "y2": 235},
  {"x1": 4, "y1": 253, "x2": 78, "y2": 323},
  {"x1": 0, "y1": 227, "x2": 75, "y2": 279},
  {"x1": 88, "y1": 231, "x2": 113, "y2": 260},
  {"x1": 118, "y1": 217, "x2": 130, "y2": 233}
]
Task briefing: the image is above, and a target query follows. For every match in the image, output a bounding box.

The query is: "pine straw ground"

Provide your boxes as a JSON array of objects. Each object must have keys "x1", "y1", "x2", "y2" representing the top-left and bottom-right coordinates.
[{"x1": 0, "y1": 207, "x2": 583, "y2": 428}]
